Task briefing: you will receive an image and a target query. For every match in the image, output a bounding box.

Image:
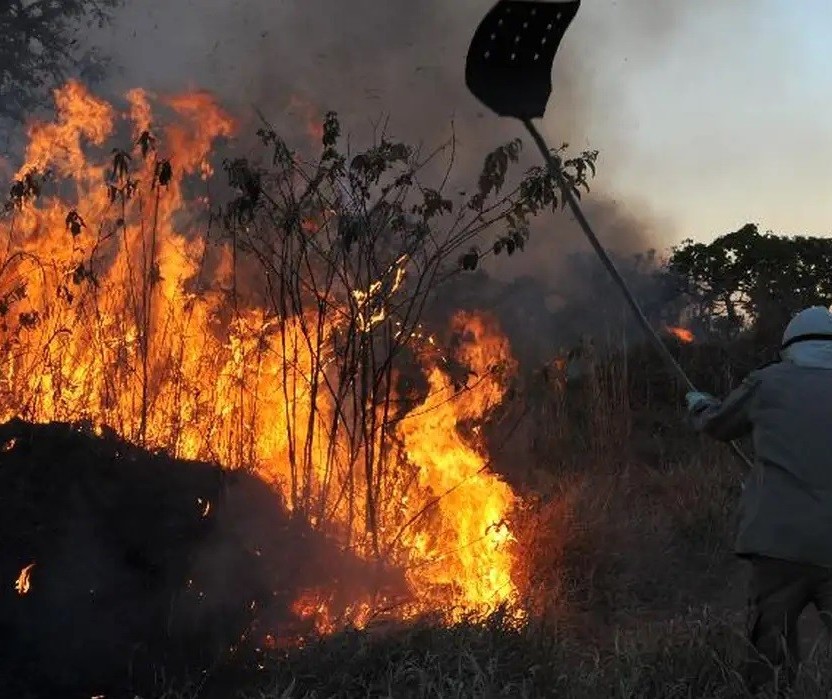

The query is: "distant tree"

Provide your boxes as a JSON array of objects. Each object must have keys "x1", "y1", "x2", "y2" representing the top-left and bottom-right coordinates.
[
  {"x1": 668, "y1": 223, "x2": 832, "y2": 344},
  {"x1": 0, "y1": 0, "x2": 121, "y2": 122}
]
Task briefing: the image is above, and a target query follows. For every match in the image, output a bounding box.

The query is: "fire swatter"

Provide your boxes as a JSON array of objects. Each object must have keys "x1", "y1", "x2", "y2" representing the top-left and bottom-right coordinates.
[{"x1": 465, "y1": 1, "x2": 753, "y2": 468}]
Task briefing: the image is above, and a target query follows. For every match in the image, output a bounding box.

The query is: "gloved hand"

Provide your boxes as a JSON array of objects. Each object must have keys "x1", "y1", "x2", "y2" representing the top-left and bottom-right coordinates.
[{"x1": 685, "y1": 390, "x2": 715, "y2": 413}]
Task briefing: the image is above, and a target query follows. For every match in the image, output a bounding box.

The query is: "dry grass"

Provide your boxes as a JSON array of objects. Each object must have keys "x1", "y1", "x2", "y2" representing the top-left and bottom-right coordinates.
[
  {"x1": 209, "y1": 342, "x2": 832, "y2": 699},
  {"x1": 201, "y1": 443, "x2": 832, "y2": 698},
  {"x1": 8, "y1": 341, "x2": 832, "y2": 698},
  {"x1": 183, "y1": 609, "x2": 832, "y2": 698}
]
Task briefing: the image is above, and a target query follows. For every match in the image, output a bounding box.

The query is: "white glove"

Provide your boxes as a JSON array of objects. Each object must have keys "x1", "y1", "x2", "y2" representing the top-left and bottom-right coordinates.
[{"x1": 685, "y1": 391, "x2": 715, "y2": 413}]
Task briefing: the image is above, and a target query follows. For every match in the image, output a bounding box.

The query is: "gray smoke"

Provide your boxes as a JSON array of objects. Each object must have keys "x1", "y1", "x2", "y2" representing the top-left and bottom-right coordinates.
[{"x1": 82, "y1": 0, "x2": 751, "y2": 351}]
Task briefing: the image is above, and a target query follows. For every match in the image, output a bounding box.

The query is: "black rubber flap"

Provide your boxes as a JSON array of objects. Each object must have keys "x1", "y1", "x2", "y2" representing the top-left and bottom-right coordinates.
[{"x1": 465, "y1": 0, "x2": 580, "y2": 118}]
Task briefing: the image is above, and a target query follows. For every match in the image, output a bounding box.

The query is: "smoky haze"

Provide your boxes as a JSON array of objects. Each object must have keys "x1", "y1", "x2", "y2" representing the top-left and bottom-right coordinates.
[{"x1": 84, "y1": 0, "x2": 750, "y2": 354}]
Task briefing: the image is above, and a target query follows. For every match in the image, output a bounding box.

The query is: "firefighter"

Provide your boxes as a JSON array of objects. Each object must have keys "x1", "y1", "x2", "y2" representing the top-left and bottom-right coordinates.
[{"x1": 686, "y1": 305, "x2": 832, "y2": 693}]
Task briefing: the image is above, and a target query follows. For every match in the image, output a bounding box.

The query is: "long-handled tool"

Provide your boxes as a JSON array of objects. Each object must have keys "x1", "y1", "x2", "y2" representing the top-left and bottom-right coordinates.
[{"x1": 465, "y1": 0, "x2": 753, "y2": 469}]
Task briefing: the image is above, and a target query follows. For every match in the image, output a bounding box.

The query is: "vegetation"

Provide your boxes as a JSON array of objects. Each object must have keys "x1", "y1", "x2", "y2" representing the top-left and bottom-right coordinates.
[
  {"x1": 215, "y1": 112, "x2": 598, "y2": 555},
  {"x1": 0, "y1": 0, "x2": 121, "y2": 122},
  {"x1": 181, "y1": 333, "x2": 832, "y2": 699},
  {"x1": 9, "y1": 343, "x2": 832, "y2": 698},
  {"x1": 0, "y1": 86, "x2": 600, "y2": 622},
  {"x1": 228, "y1": 613, "x2": 832, "y2": 699},
  {"x1": 668, "y1": 223, "x2": 832, "y2": 344},
  {"x1": 3, "y1": 85, "x2": 832, "y2": 698}
]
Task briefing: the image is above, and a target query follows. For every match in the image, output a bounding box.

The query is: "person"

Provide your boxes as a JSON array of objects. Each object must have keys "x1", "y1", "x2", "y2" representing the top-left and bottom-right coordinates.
[{"x1": 686, "y1": 306, "x2": 832, "y2": 694}]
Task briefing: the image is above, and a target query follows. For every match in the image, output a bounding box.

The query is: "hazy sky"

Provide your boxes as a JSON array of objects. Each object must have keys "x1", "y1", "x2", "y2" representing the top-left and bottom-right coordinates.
[
  {"x1": 91, "y1": 0, "x2": 831, "y2": 253},
  {"x1": 581, "y1": 0, "x2": 832, "y2": 245}
]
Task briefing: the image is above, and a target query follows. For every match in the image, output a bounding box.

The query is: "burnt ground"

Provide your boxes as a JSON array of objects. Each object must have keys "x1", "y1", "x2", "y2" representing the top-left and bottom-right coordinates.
[{"x1": 0, "y1": 418, "x2": 407, "y2": 698}]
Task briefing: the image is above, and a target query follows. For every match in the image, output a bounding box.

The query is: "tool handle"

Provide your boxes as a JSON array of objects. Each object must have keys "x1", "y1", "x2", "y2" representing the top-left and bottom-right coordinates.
[{"x1": 521, "y1": 118, "x2": 754, "y2": 469}]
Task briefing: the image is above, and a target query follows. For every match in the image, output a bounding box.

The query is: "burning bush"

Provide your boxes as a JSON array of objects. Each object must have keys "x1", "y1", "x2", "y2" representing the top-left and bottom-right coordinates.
[{"x1": 0, "y1": 81, "x2": 599, "y2": 635}]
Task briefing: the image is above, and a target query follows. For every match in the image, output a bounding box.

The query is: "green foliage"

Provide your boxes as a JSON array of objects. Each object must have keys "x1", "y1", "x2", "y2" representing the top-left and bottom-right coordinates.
[
  {"x1": 0, "y1": 0, "x2": 122, "y2": 122},
  {"x1": 321, "y1": 110, "x2": 340, "y2": 150},
  {"x1": 669, "y1": 223, "x2": 832, "y2": 342},
  {"x1": 226, "y1": 112, "x2": 599, "y2": 275},
  {"x1": 490, "y1": 146, "x2": 599, "y2": 262},
  {"x1": 465, "y1": 140, "x2": 599, "y2": 264},
  {"x1": 470, "y1": 137, "x2": 523, "y2": 210}
]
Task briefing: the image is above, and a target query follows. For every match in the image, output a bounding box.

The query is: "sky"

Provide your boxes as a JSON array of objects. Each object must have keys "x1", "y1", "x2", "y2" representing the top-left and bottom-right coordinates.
[
  {"x1": 581, "y1": 0, "x2": 832, "y2": 244},
  {"x1": 86, "y1": 0, "x2": 832, "y2": 255}
]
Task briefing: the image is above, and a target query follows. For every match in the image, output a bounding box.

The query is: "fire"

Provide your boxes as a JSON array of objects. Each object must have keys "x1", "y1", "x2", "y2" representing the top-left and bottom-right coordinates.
[
  {"x1": 666, "y1": 325, "x2": 694, "y2": 344},
  {"x1": 397, "y1": 311, "x2": 517, "y2": 615},
  {"x1": 288, "y1": 94, "x2": 325, "y2": 144},
  {"x1": 197, "y1": 497, "x2": 211, "y2": 517},
  {"x1": 0, "y1": 82, "x2": 521, "y2": 633},
  {"x1": 292, "y1": 588, "x2": 338, "y2": 636},
  {"x1": 351, "y1": 254, "x2": 409, "y2": 332},
  {"x1": 15, "y1": 562, "x2": 35, "y2": 595}
]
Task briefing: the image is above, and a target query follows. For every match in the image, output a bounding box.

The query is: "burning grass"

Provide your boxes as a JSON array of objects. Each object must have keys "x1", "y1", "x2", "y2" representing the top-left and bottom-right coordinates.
[
  {"x1": 199, "y1": 442, "x2": 832, "y2": 699},
  {"x1": 4, "y1": 344, "x2": 831, "y2": 697},
  {"x1": 0, "y1": 79, "x2": 602, "y2": 695},
  {"x1": 217, "y1": 610, "x2": 751, "y2": 699}
]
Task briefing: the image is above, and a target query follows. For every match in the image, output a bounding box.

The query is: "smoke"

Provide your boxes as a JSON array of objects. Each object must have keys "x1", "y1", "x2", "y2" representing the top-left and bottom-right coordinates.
[{"x1": 82, "y1": 0, "x2": 748, "y2": 351}]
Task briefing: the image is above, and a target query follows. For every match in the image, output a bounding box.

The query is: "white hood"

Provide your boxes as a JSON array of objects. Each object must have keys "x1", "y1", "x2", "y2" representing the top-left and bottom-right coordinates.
[{"x1": 782, "y1": 340, "x2": 832, "y2": 369}]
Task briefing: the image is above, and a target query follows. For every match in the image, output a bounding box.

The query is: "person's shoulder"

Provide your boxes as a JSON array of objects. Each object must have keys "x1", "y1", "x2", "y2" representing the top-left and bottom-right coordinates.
[
  {"x1": 750, "y1": 358, "x2": 820, "y2": 381},
  {"x1": 753, "y1": 358, "x2": 781, "y2": 373},
  {"x1": 744, "y1": 358, "x2": 781, "y2": 383}
]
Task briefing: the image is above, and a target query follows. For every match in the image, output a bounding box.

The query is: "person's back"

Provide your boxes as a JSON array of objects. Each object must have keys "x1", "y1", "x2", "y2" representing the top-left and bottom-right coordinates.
[
  {"x1": 735, "y1": 360, "x2": 832, "y2": 566},
  {"x1": 687, "y1": 306, "x2": 832, "y2": 693}
]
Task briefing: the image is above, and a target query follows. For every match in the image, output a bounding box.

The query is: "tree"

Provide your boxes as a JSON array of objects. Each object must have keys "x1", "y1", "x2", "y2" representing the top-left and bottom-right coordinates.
[
  {"x1": 668, "y1": 223, "x2": 832, "y2": 344},
  {"x1": 220, "y1": 113, "x2": 598, "y2": 557},
  {"x1": 0, "y1": 0, "x2": 121, "y2": 122}
]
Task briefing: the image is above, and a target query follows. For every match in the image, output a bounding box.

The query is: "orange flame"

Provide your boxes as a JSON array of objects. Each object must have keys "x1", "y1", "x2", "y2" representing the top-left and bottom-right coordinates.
[
  {"x1": 292, "y1": 588, "x2": 338, "y2": 635},
  {"x1": 0, "y1": 83, "x2": 521, "y2": 631},
  {"x1": 397, "y1": 311, "x2": 517, "y2": 615},
  {"x1": 15, "y1": 563, "x2": 35, "y2": 595},
  {"x1": 666, "y1": 325, "x2": 694, "y2": 344},
  {"x1": 288, "y1": 94, "x2": 325, "y2": 145}
]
